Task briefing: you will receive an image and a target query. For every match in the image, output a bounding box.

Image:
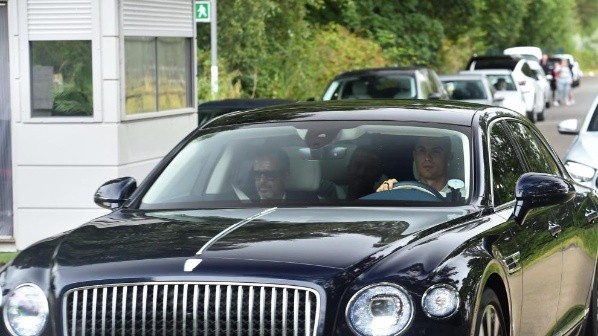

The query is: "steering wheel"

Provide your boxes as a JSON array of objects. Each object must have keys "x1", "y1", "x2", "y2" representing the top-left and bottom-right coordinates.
[{"x1": 391, "y1": 181, "x2": 444, "y2": 200}]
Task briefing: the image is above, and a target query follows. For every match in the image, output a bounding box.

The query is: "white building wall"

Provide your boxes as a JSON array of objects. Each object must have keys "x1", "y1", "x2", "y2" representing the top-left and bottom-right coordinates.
[{"x1": 8, "y1": 0, "x2": 197, "y2": 249}]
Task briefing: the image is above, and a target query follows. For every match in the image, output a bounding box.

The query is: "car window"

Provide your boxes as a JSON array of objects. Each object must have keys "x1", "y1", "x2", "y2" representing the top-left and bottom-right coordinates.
[
  {"x1": 140, "y1": 122, "x2": 472, "y2": 209},
  {"x1": 469, "y1": 58, "x2": 517, "y2": 70},
  {"x1": 489, "y1": 120, "x2": 526, "y2": 206},
  {"x1": 322, "y1": 75, "x2": 417, "y2": 100},
  {"x1": 507, "y1": 122, "x2": 561, "y2": 176},
  {"x1": 442, "y1": 80, "x2": 488, "y2": 100},
  {"x1": 589, "y1": 104, "x2": 598, "y2": 132},
  {"x1": 486, "y1": 74, "x2": 517, "y2": 91},
  {"x1": 521, "y1": 62, "x2": 535, "y2": 78}
]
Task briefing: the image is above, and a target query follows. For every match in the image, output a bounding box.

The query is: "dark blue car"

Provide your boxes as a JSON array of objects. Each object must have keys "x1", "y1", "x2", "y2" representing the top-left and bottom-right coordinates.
[{"x1": 1, "y1": 100, "x2": 597, "y2": 336}]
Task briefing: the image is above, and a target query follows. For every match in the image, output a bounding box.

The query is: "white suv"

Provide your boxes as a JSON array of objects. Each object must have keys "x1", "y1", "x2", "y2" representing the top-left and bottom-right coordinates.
[{"x1": 466, "y1": 55, "x2": 547, "y2": 122}]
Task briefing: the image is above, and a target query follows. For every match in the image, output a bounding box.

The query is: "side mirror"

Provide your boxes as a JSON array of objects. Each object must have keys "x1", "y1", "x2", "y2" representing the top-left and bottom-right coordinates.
[
  {"x1": 557, "y1": 119, "x2": 579, "y2": 135},
  {"x1": 493, "y1": 93, "x2": 505, "y2": 103},
  {"x1": 511, "y1": 173, "x2": 574, "y2": 224},
  {"x1": 94, "y1": 177, "x2": 137, "y2": 209}
]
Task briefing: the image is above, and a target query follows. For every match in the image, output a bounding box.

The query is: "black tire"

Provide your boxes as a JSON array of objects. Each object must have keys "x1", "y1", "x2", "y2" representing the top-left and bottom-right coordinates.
[
  {"x1": 526, "y1": 111, "x2": 536, "y2": 124},
  {"x1": 584, "y1": 265, "x2": 598, "y2": 336},
  {"x1": 538, "y1": 109, "x2": 545, "y2": 122},
  {"x1": 475, "y1": 288, "x2": 507, "y2": 336}
]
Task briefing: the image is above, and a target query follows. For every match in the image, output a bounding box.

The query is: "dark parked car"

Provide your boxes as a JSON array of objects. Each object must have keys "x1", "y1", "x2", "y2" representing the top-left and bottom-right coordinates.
[
  {"x1": 1, "y1": 100, "x2": 598, "y2": 335},
  {"x1": 320, "y1": 67, "x2": 448, "y2": 100},
  {"x1": 197, "y1": 98, "x2": 296, "y2": 126}
]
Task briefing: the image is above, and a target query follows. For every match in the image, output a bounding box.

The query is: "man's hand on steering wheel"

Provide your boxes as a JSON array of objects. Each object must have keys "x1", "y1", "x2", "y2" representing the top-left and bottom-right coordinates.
[{"x1": 376, "y1": 179, "x2": 398, "y2": 192}]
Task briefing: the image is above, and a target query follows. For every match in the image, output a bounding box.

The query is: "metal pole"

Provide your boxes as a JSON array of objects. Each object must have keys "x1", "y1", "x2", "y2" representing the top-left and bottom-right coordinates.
[{"x1": 210, "y1": 0, "x2": 218, "y2": 98}]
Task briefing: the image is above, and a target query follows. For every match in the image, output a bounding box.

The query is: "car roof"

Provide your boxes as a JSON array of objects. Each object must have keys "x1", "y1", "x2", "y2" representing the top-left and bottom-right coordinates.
[
  {"x1": 198, "y1": 98, "x2": 296, "y2": 109},
  {"x1": 466, "y1": 55, "x2": 525, "y2": 71},
  {"x1": 468, "y1": 55, "x2": 523, "y2": 61},
  {"x1": 440, "y1": 74, "x2": 487, "y2": 80},
  {"x1": 552, "y1": 53, "x2": 574, "y2": 60},
  {"x1": 332, "y1": 67, "x2": 430, "y2": 78},
  {"x1": 203, "y1": 100, "x2": 514, "y2": 129},
  {"x1": 460, "y1": 69, "x2": 513, "y2": 75},
  {"x1": 503, "y1": 46, "x2": 542, "y2": 61}
]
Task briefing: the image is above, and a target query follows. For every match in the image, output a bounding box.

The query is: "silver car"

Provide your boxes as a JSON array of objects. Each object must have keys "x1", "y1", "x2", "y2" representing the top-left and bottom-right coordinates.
[
  {"x1": 459, "y1": 69, "x2": 527, "y2": 116},
  {"x1": 440, "y1": 73, "x2": 497, "y2": 106},
  {"x1": 558, "y1": 95, "x2": 598, "y2": 188}
]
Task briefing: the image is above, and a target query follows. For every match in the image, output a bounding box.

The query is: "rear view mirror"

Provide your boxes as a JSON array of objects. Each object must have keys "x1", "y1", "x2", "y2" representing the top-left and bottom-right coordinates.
[{"x1": 300, "y1": 146, "x2": 348, "y2": 160}]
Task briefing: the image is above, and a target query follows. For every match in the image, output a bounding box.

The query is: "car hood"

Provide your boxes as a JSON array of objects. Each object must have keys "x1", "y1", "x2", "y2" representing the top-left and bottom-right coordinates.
[
  {"x1": 52, "y1": 207, "x2": 472, "y2": 281},
  {"x1": 565, "y1": 133, "x2": 598, "y2": 169}
]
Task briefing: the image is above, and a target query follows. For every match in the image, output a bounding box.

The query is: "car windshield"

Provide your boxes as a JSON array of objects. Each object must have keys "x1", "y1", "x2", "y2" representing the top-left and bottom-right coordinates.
[
  {"x1": 442, "y1": 79, "x2": 488, "y2": 100},
  {"x1": 470, "y1": 58, "x2": 517, "y2": 71},
  {"x1": 140, "y1": 121, "x2": 472, "y2": 209},
  {"x1": 322, "y1": 75, "x2": 417, "y2": 100}
]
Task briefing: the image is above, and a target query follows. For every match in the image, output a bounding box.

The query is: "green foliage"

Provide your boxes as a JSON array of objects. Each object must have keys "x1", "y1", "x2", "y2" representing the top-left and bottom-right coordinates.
[
  {"x1": 576, "y1": 0, "x2": 598, "y2": 35},
  {"x1": 0, "y1": 252, "x2": 17, "y2": 266},
  {"x1": 198, "y1": 0, "x2": 596, "y2": 100},
  {"x1": 266, "y1": 24, "x2": 392, "y2": 99},
  {"x1": 52, "y1": 84, "x2": 93, "y2": 116},
  {"x1": 516, "y1": 0, "x2": 576, "y2": 53},
  {"x1": 576, "y1": 31, "x2": 598, "y2": 72}
]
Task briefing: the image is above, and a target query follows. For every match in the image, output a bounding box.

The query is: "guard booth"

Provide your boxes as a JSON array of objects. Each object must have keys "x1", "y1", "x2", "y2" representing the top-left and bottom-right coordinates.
[{"x1": 2, "y1": 0, "x2": 198, "y2": 250}]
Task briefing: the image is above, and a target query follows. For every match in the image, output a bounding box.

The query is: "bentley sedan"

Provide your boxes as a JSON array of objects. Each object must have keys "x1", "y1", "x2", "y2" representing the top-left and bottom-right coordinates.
[{"x1": 1, "y1": 100, "x2": 597, "y2": 336}]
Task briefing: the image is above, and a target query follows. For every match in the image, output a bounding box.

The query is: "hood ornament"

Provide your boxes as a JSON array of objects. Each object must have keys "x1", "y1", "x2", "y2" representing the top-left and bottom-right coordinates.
[{"x1": 183, "y1": 207, "x2": 277, "y2": 272}]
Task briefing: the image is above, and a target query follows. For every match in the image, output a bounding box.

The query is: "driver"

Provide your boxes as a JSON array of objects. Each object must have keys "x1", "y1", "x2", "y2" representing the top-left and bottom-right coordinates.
[{"x1": 376, "y1": 136, "x2": 459, "y2": 197}]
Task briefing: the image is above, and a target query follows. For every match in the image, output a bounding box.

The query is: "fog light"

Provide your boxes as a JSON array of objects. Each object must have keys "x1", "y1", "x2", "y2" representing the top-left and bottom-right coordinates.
[{"x1": 422, "y1": 284, "x2": 459, "y2": 318}]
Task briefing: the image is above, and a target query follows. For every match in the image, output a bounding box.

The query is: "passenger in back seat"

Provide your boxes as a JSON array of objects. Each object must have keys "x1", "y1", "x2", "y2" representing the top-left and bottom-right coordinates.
[{"x1": 345, "y1": 146, "x2": 384, "y2": 200}]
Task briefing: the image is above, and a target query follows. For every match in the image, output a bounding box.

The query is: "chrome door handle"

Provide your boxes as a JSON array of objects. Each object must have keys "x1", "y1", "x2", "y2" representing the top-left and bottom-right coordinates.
[
  {"x1": 586, "y1": 209, "x2": 598, "y2": 224},
  {"x1": 548, "y1": 222, "x2": 561, "y2": 238}
]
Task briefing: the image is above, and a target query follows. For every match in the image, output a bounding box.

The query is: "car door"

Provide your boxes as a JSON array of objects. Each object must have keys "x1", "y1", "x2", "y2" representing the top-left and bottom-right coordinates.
[
  {"x1": 514, "y1": 62, "x2": 536, "y2": 113},
  {"x1": 489, "y1": 119, "x2": 561, "y2": 334},
  {"x1": 506, "y1": 120, "x2": 587, "y2": 333},
  {"x1": 510, "y1": 121, "x2": 598, "y2": 330}
]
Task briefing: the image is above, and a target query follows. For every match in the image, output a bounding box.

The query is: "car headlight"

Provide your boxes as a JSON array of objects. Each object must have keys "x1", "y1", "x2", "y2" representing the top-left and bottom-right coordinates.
[
  {"x1": 3, "y1": 284, "x2": 48, "y2": 336},
  {"x1": 565, "y1": 161, "x2": 596, "y2": 182},
  {"x1": 346, "y1": 283, "x2": 413, "y2": 336},
  {"x1": 421, "y1": 284, "x2": 459, "y2": 318}
]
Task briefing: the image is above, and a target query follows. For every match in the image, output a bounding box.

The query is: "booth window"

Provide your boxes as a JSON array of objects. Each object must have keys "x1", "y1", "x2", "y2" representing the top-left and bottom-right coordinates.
[
  {"x1": 125, "y1": 37, "x2": 192, "y2": 115},
  {"x1": 30, "y1": 41, "x2": 93, "y2": 117}
]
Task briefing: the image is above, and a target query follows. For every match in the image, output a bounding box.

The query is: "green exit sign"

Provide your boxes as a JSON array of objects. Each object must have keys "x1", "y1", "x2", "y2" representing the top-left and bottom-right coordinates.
[{"x1": 195, "y1": 1, "x2": 210, "y2": 22}]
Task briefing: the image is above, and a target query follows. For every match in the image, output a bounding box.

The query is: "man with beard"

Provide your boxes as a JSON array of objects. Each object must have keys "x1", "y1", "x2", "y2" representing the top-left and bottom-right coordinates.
[
  {"x1": 251, "y1": 146, "x2": 318, "y2": 201},
  {"x1": 376, "y1": 136, "x2": 458, "y2": 197}
]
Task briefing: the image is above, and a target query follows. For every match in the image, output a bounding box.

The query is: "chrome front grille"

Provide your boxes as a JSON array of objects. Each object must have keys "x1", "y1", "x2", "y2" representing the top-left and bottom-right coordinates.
[{"x1": 63, "y1": 282, "x2": 321, "y2": 336}]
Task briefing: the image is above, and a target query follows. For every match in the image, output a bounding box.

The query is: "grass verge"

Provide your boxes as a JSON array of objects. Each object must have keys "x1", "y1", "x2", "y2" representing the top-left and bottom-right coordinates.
[{"x1": 0, "y1": 252, "x2": 18, "y2": 266}]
